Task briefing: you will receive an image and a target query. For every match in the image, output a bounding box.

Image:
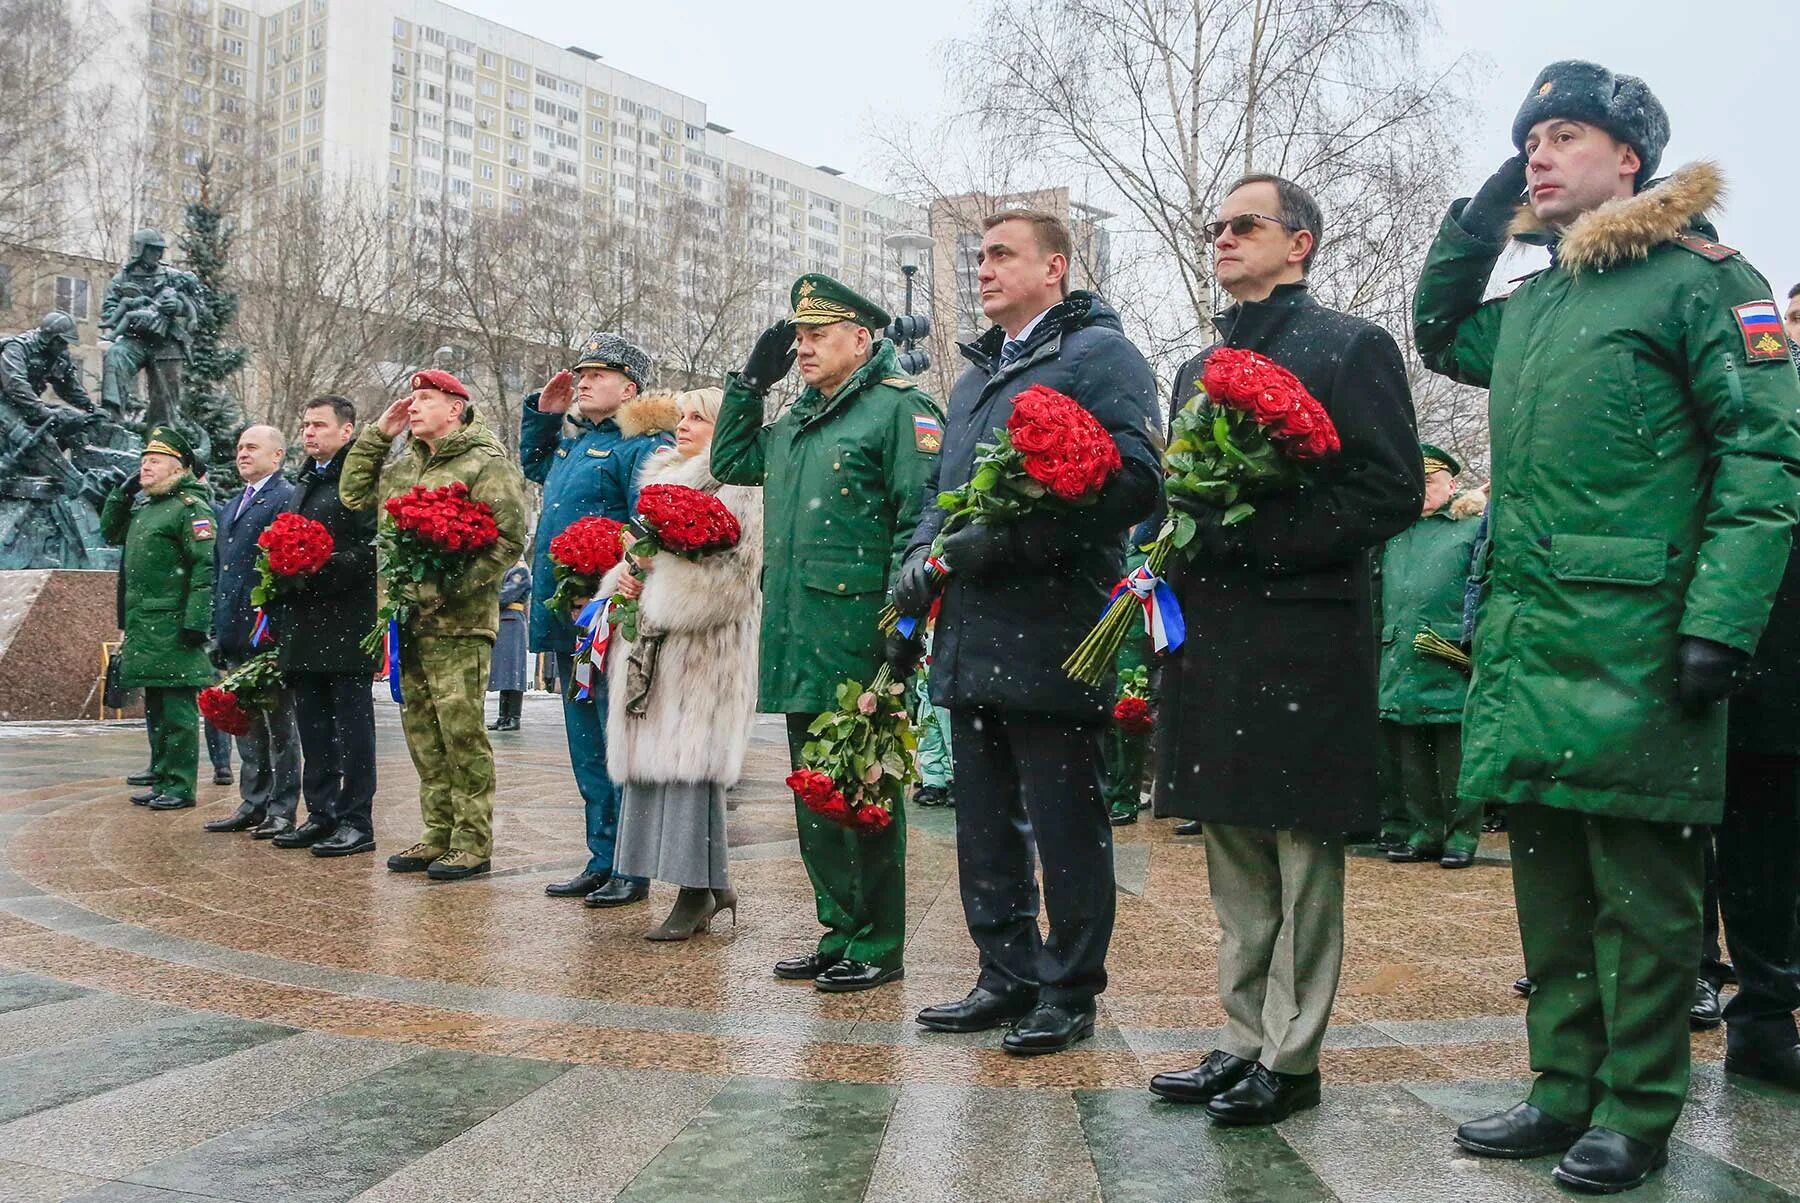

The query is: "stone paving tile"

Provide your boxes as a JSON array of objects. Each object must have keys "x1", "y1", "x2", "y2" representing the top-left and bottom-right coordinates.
[
  {"x1": 1677, "y1": 1065, "x2": 1800, "y2": 1193},
  {"x1": 863, "y1": 1084, "x2": 1101, "y2": 1203},
  {"x1": 1077, "y1": 1088, "x2": 1335, "y2": 1203},
  {"x1": 0, "y1": 970, "x2": 88, "y2": 1013},
  {"x1": 0, "y1": 1157, "x2": 110, "y2": 1203},
  {"x1": 0, "y1": 990, "x2": 185, "y2": 1058}
]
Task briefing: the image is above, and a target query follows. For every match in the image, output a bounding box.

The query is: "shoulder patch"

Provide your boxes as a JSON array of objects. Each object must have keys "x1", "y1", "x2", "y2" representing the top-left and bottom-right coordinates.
[
  {"x1": 1673, "y1": 232, "x2": 1738, "y2": 262},
  {"x1": 585, "y1": 447, "x2": 611, "y2": 458},
  {"x1": 190, "y1": 515, "x2": 214, "y2": 540},
  {"x1": 1733, "y1": 301, "x2": 1791, "y2": 362},
  {"x1": 912, "y1": 413, "x2": 942, "y2": 454}
]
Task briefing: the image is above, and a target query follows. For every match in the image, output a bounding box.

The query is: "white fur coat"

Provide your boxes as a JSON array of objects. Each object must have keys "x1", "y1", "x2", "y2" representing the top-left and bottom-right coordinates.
[{"x1": 599, "y1": 448, "x2": 763, "y2": 786}]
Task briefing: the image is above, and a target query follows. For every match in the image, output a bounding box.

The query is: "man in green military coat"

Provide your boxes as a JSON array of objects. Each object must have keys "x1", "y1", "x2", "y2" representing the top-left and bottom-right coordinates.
[
  {"x1": 1415, "y1": 61, "x2": 1800, "y2": 1193},
  {"x1": 101, "y1": 426, "x2": 216, "y2": 810},
  {"x1": 1378, "y1": 445, "x2": 1484, "y2": 868},
  {"x1": 713, "y1": 273, "x2": 941, "y2": 993}
]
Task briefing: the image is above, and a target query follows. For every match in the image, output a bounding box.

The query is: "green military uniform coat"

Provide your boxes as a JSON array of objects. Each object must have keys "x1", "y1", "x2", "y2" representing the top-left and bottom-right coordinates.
[
  {"x1": 341, "y1": 414, "x2": 526, "y2": 858},
  {"x1": 713, "y1": 336, "x2": 940, "y2": 970},
  {"x1": 102, "y1": 473, "x2": 216, "y2": 801},
  {"x1": 1414, "y1": 163, "x2": 1800, "y2": 1145}
]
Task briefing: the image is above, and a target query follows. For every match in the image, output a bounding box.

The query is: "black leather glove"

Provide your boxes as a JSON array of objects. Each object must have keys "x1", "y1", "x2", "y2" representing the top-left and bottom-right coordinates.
[
  {"x1": 120, "y1": 475, "x2": 141, "y2": 498},
  {"x1": 178, "y1": 627, "x2": 207, "y2": 648},
  {"x1": 1458, "y1": 154, "x2": 1529, "y2": 243},
  {"x1": 939, "y1": 523, "x2": 1014, "y2": 581},
  {"x1": 739, "y1": 320, "x2": 796, "y2": 396},
  {"x1": 884, "y1": 632, "x2": 922, "y2": 678},
  {"x1": 1676, "y1": 636, "x2": 1749, "y2": 716},
  {"x1": 892, "y1": 546, "x2": 936, "y2": 616},
  {"x1": 1167, "y1": 496, "x2": 1246, "y2": 560}
]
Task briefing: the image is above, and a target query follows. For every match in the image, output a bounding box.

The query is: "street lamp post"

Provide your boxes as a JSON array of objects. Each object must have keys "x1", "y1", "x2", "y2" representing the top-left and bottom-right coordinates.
[{"x1": 884, "y1": 230, "x2": 936, "y2": 376}]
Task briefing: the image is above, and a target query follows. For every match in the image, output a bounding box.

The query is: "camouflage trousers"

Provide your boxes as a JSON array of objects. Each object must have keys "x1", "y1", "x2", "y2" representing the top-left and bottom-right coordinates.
[{"x1": 398, "y1": 634, "x2": 496, "y2": 858}]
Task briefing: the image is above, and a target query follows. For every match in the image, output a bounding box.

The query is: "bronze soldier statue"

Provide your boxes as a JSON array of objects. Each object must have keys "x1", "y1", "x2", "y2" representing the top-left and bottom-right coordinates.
[{"x1": 101, "y1": 229, "x2": 198, "y2": 427}]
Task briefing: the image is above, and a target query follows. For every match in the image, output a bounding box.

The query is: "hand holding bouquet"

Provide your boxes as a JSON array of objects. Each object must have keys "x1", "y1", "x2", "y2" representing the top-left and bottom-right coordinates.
[
  {"x1": 787, "y1": 665, "x2": 916, "y2": 835},
  {"x1": 608, "y1": 484, "x2": 741, "y2": 643},
  {"x1": 359, "y1": 481, "x2": 500, "y2": 659},
  {"x1": 880, "y1": 385, "x2": 1121, "y2": 636},
  {"x1": 251, "y1": 513, "x2": 334, "y2": 607},
  {"x1": 545, "y1": 515, "x2": 625, "y2": 617},
  {"x1": 197, "y1": 650, "x2": 283, "y2": 737},
  {"x1": 1064, "y1": 348, "x2": 1341, "y2": 684}
]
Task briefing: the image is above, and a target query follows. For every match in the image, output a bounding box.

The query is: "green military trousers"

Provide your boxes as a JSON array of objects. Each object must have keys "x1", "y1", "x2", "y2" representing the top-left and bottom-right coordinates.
[
  {"x1": 1100, "y1": 630, "x2": 1151, "y2": 819},
  {"x1": 398, "y1": 634, "x2": 497, "y2": 858},
  {"x1": 1509, "y1": 803, "x2": 1706, "y2": 1145},
  {"x1": 144, "y1": 686, "x2": 198, "y2": 802},
  {"x1": 787, "y1": 713, "x2": 907, "y2": 970},
  {"x1": 1382, "y1": 720, "x2": 1482, "y2": 855}
]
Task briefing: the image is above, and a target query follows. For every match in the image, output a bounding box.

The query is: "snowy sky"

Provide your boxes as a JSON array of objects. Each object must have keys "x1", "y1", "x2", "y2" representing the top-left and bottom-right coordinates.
[{"x1": 470, "y1": 0, "x2": 1800, "y2": 299}]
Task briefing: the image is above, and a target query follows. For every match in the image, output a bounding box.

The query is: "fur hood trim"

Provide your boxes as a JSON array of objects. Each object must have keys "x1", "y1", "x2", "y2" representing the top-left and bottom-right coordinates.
[
  {"x1": 1508, "y1": 161, "x2": 1724, "y2": 274},
  {"x1": 1448, "y1": 489, "x2": 1488, "y2": 521},
  {"x1": 615, "y1": 392, "x2": 681, "y2": 440},
  {"x1": 637, "y1": 443, "x2": 721, "y2": 491}
]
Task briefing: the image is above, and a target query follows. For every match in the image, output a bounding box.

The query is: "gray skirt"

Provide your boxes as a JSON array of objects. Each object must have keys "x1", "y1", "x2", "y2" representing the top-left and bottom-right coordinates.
[{"x1": 613, "y1": 781, "x2": 730, "y2": 889}]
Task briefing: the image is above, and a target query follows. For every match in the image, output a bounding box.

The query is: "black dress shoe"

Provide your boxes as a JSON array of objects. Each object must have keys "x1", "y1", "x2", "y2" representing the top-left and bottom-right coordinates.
[
  {"x1": 1172, "y1": 819, "x2": 1203, "y2": 836},
  {"x1": 1387, "y1": 845, "x2": 1440, "y2": 863},
  {"x1": 1552, "y1": 1127, "x2": 1668, "y2": 1193},
  {"x1": 1724, "y1": 1043, "x2": 1800, "y2": 1091},
  {"x1": 1689, "y1": 978, "x2": 1723, "y2": 1030},
  {"x1": 204, "y1": 807, "x2": 264, "y2": 833},
  {"x1": 251, "y1": 817, "x2": 294, "y2": 840},
  {"x1": 582, "y1": 878, "x2": 649, "y2": 908},
  {"x1": 272, "y1": 818, "x2": 335, "y2": 849},
  {"x1": 1439, "y1": 850, "x2": 1475, "y2": 869},
  {"x1": 1108, "y1": 808, "x2": 1139, "y2": 827},
  {"x1": 127, "y1": 770, "x2": 157, "y2": 786},
  {"x1": 1149, "y1": 1049, "x2": 1255, "y2": 1104},
  {"x1": 1513, "y1": 976, "x2": 1535, "y2": 998},
  {"x1": 1453, "y1": 1101, "x2": 1584, "y2": 1158},
  {"x1": 212, "y1": 768, "x2": 234, "y2": 786},
  {"x1": 147, "y1": 794, "x2": 195, "y2": 811},
  {"x1": 913, "y1": 785, "x2": 951, "y2": 808},
  {"x1": 815, "y1": 960, "x2": 903, "y2": 993},
  {"x1": 773, "y1": 952, "x2": 841, "y2": 981},
  {"x1": 130, "y1": 790, "x2": 158, "y2": 806},
  {"x1": 1205, "y1": 1064, "x2": 1321, "y2": 1125},
  {"x1": 311, "y1": 826, "x2": 375, "y2": 857},
  {"x1": 1001, "y1": 1001, "x2": 1095, "y2": 1056},
  {"x1": 546, "y1": 871, "x2": 608, "y2": 898},
  {"x1": 916, "y1": 987, "x2": 1035, "y2": 1033}
]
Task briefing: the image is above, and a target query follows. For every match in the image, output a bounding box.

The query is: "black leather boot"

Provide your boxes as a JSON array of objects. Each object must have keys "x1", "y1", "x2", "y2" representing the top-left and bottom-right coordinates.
[
  {"x1": 1552, "y1": 1127, "x2": 1668, "y2": 1193},
  {"x1": 1454, "y1": 1102, "x2": 1584, "y2": 1158}
]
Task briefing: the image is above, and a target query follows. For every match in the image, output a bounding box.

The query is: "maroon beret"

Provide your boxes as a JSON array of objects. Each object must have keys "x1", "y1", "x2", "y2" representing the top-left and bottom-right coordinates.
[{"x1": 410, "y1": 369, "x2": 469, "y2": 400}]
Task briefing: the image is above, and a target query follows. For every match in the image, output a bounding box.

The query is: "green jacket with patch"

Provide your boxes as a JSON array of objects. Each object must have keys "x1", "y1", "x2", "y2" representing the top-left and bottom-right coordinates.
[
  {"x1": 1413, "y1": 163, "x2": 1800, "y2": 823},
  {"x1": 339, "y1": 414, "x2": 527, "y2": 643},
  {"x1": 712, "y1": 338, "x2": 942, "y2": 713},
  {"x1": 102, "y1": 474, "x2": 216, "y2": 687},
  {"x1": 1378, "y1": 505, "x2": 1482, "y2": 724}
]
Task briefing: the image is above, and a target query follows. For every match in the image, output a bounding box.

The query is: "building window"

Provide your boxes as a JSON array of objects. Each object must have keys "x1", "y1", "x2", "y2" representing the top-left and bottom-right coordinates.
[
  {"x1": 0, "y1": 264, "x2": 12, "y2": 309},
  {"x1": 479, "y1": 50, "x2": 497, "y2": 69},
  {"x1": 55, "y1": 276, "x2": 89, "y2": 321},
  {"x1": 393, "y1": 18, "x2": 407, "y2": 39}
]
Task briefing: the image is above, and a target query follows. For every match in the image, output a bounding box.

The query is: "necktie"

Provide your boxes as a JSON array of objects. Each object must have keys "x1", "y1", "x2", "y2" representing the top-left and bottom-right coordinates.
[
  {"x1": 999, "y1": 338, "x2": 1026, "y2": 367},
  {"x1": 235, "y1": 486, "x2": 254, "y2": 520}
]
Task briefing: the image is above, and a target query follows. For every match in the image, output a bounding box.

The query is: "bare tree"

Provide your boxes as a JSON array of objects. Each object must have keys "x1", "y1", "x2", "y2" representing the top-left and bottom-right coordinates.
[
  {"x1": 643, "y1": 184, "x2": 768, "y2": 390},
  {"x1": 0, "y1": 0, "x2": 115, "y2": 250}
]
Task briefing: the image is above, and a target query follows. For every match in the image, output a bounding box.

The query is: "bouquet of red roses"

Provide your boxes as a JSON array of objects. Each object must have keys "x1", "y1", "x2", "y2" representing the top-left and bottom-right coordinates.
[
  {"x1": 545, "y1": 515, "x2": 625, "y2": 617},
  {"x1": 879, "y1": 385, "x2": 1121, "y2": 637},
  {"x1": 608, "y1": 484, "x2": 741, "y2": 644},
  {"x1": 1064, "y1": 348, "x2": 1341, "y2": 684},
  {"x1": 358, "y1": 481, "x2": 500, "y2": 658},
  {"x1": 197, "y1": 650, "x2": 283, "y2": 737},
  {"x1": 1113, "y1": 665, "x2": 1154, "y2": 736},
  {"x1": 251, "y1": 513, "x2": 334, "y2": 610},
  {"x1": 786, "y1": 664, "x2": 916, "y2": 835}
]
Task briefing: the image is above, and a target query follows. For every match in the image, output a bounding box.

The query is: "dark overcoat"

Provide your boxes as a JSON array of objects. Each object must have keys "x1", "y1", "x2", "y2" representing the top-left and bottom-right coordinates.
[
  {"x1": 488, "y1": 564, "x2": 531, "y2": 691},
  {"x1": 1152, "y1": 283, "x2": 1423, "y2": 832},
  {"x1": 1731, "y1": 536, "x2": 1800, "y2": 755},
  {"x1": 211, "y1": 473, "x2": 296, "y2": 658},
  {"x1": 908, "y1": 291, "x2": 1162, "y2": 722},
  {"x1": 264, "y1": 446, "x2": 377, "y2": 676}
]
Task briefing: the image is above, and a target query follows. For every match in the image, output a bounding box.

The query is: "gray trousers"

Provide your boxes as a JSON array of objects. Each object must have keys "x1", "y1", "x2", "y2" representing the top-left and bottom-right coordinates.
[
  {"x1": 236, "y1": 685, "x2": 301, "y2": 822},
  {"x1": 1205, "y1": 823, "x2": 1346, "y2": 1075}
]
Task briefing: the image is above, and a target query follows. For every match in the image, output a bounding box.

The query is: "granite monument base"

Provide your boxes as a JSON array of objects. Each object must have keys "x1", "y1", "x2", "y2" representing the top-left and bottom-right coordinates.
[{"x1": 0, "y1": 570, "x2": 134, "y2": 720}]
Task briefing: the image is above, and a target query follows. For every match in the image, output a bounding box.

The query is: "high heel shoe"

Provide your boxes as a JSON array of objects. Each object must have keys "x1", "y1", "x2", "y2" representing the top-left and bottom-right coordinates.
[
  {"x1": 645, "y1": 887, "x2": 717, "y2": 942},
  {"x1": 711, "y1": 887, "x2": 738, "y2": 928}
]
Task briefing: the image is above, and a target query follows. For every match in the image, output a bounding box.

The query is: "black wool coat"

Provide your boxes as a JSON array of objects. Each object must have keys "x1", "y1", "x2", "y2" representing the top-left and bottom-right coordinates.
[
  {"x1": 1152, "y1": 283, "x2": 1424, "y2": 832},
  {"x1": 1730, "y1": 535, "x2": 1800, "y2": 755},
  {"x1": 909, "y1": 291, "x2": 1162, "y2": 721},
  {"x1": 212, "y1": 473, "x2": 297, "y2": 658},
  {"x1": 265, "y1": 445, "x2": 378, "y2": 676}
]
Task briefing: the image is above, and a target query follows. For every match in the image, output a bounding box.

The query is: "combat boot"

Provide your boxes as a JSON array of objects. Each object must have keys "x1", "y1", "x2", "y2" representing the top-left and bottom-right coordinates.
[
  {"x1": 386, "y1": 841, "x2": 448, "y2": 873},
  {"x1": 427, "y1": 850, "x2": 490, "y2": 881}
]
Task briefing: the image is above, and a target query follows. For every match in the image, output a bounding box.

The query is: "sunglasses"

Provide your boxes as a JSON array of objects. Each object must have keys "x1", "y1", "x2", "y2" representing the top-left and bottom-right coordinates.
[{"x1": 1202, "y1": 212, "x2": 1299, "y2": 242}]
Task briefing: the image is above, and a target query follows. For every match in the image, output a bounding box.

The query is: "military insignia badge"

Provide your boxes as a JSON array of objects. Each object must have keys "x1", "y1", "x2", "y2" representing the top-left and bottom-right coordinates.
[
  {"x1": 1537, "y1": 81, "x2": 1554, "y2": 96},
  {"x1": 191, "y1": 516, "x2": 214, "y2": 540},
  {"x1": 913, "y1": 414, "x2": 942, "y2": 453},
  {"x1": 1733, "y1": 301, "x2": 1790, "y2": 362}
]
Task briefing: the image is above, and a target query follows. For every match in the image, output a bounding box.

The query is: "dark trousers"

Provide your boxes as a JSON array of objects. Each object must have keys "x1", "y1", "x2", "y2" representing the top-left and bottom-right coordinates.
[
  {"x1": 289, "y1": 671, "x2": 376, "y2": 831},
  {"x1": 948, "y1": 708, "x2": 1115, "y2": 1006},
  {"x1": 1701, "y1": 751, "x2": 1800, "y2": 1053},
  {"x1": 203, "y1": 717, "x2": 233, "y2": 774}
]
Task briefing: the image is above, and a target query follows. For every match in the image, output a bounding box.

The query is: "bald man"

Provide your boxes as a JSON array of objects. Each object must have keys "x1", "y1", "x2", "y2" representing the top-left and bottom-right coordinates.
[{"x1": 203, "y1": 425, "x2": 304, "y2": 837}]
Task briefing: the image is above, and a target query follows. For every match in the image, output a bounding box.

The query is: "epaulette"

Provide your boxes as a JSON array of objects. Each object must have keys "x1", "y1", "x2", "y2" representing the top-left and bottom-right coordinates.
[
  {"x1": 881, "y1": 377, "x2": 918, "y2": 390},
  {"x1": 1672, "y1": 232, "x2": 1738, "y2": 262},
  {"x1": 181, "y1": 495, "x2": 199, "y2": 507}
]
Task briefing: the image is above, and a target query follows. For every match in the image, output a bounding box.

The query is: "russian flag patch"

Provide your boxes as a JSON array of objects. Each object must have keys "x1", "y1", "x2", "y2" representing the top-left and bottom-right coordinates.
[
  {"x1": 1734, "y1": 301, "x2": 1790, "y2": 362},
  {"x1": 191, "y1": 516, "x2": 214, "y2": 540},
  {"x1": 913, "y1": 414, "x2": 942, "y2": 453}
]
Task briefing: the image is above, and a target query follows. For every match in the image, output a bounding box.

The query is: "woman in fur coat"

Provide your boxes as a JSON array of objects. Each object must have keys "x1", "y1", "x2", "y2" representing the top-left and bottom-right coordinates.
[{"x1": 599, "y1": 386, "x2": 763, "y2": 940}]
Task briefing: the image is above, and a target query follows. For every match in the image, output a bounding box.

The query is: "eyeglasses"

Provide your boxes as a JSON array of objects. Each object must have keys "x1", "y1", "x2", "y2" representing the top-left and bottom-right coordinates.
[{"x1": 1202, "y1": 213, "x2": 1298, "y2": 242}]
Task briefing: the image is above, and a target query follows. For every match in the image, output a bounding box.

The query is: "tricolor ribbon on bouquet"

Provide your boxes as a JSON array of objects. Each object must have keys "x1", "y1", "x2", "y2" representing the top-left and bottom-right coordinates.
[
  {"x1": 1106, "y1": 563, "x2": 1185, "y2": 654},
  {"x1": 382, "y1": 617, "x2": 404, "y2": 703},
  {"x1": 248, "y1": 607, "x2": 272, "y2": 649},
  {"x1": 894, "y1": 556, "x2": 950, "y2": 641},
  {"x1": 571, "y1": 597, "x2": 614, "y2": 702}
]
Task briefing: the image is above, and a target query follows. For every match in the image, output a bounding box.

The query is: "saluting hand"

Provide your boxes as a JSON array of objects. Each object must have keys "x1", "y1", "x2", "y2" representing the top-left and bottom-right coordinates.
[
  {"x1": 539, "y1": 370, "x2": 575, "y2": 414},
  {"x1": 376, "y1": 394, "x2": 413, "y2": 438}
]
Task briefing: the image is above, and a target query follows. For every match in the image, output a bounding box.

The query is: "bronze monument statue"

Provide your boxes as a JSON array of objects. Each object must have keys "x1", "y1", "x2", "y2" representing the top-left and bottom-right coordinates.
[{"x1": 100, "y1": 228, "x2": 199, "y2": 428}]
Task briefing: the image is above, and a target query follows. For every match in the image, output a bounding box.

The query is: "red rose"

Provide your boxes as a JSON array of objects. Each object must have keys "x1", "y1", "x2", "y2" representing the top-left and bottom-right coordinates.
[
  {"x1": 199, "y1": 686, "x2": 253, "y2": 737},
  {"x1": 853, "y1": 803, "x2": 893, "y2": 833},
  {"x1": 1113, "y1": 695, "x2": 1153, "y2": 736}
]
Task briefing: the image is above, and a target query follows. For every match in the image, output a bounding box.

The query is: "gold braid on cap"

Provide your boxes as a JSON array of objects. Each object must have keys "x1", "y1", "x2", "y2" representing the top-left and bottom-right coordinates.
[
  {"x1": 144, "y1": 439, "x2": 183, "y2": 459},
  {"x1": 1422, "y1": 456, "x2": 1454, "y2": 476},
  {"x1": 792, "y1": 295, "x2": 860, "y2": 325}
]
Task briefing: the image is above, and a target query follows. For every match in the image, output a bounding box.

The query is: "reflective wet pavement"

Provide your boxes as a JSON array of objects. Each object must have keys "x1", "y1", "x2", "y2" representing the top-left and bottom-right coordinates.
[{"x1": 1, "y1": 698, "x2": 1794, "y2": 1201}]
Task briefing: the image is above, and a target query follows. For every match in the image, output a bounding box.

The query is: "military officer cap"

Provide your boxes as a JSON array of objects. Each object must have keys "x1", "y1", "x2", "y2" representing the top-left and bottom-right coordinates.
[
  {"x1": 571, "y1": 331, "x2": 653, "y2": 389},
  {"x1": 38, "y1": 312, "x2": 78, "y2": 346},
  {"x1": 1512, "y1": 61, "x2": 1669, "y2": 184},
  {"x1": 142, "y1": 425, "x2": 195, "y2": 469},
  {"x1": 789, "y1": 274, "x2": 891, "y2": 332},
  {"x1": 1420, "y1": 443, "x2": 1462, "y2": 477}
]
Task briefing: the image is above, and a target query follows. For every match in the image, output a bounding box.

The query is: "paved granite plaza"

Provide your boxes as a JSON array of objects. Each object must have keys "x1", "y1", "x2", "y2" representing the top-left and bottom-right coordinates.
[{"x1": 1, "y1": 698, "x2": 1797, "y2": 1202}]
